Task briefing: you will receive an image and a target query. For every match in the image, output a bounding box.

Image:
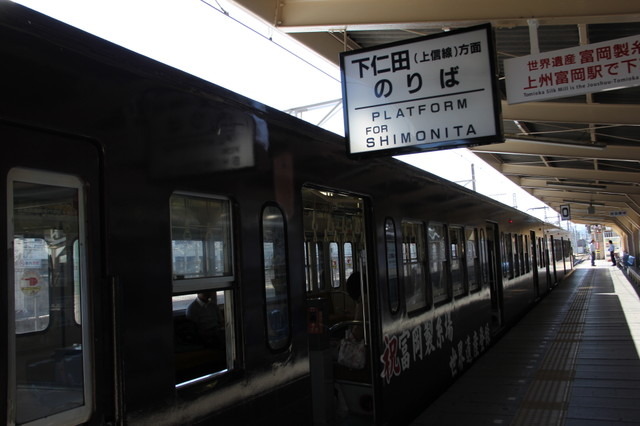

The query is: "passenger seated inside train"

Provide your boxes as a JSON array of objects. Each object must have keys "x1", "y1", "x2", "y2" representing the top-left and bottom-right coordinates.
[
  {"x1": 185, "y1": 292, "x2": 223, "y2": 348},
  {"x1": 174, "y1": 292, "x2": 227, "y2": 384}
]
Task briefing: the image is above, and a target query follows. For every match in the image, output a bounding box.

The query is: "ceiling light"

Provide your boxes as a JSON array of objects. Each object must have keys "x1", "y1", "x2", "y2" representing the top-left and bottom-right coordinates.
[
  {"x1": 507, "y1": 136, "x2": 606, "y2": 150},
  {"x1": 562, "y1": 199, "x2": 605, "y2": 206},
  {"x1": 546, "y1": 182, "x2": 606, "y2": 190}
]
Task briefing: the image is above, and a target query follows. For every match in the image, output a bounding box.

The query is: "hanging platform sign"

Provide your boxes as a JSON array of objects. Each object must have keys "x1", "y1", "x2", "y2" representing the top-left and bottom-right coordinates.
[
  {"x1": 505, "y1": 34, "x2": 640, "y2": 104},
  {"x1": 340, "y1": 23, "x2": 503, "y2": 158}
]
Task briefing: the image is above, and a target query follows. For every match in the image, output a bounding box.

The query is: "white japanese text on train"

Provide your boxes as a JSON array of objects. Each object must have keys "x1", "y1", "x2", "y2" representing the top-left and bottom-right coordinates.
[{"x1": 380, "y1": 314, "x2": 490, "y2": 384}]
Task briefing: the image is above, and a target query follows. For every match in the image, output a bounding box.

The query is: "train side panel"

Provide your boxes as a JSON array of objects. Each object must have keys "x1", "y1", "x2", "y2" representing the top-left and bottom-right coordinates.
[
  {"x1": 0, "y1": 3, "x2": 573, "y2": 426},
  {"x1": 0, "y1": 4, "x2": 314, "y2": 424}
]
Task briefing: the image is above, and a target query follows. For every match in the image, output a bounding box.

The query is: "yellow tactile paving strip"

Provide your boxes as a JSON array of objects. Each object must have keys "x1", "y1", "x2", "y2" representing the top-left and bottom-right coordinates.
[{"x1": 512, "y1": 275, "x2": 593, "y2": 426}]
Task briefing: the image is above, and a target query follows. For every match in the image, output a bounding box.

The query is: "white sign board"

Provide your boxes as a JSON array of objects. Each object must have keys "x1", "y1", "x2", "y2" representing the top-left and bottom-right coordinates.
[
  {"x1": 340, "y1": 24, "x2": 503, "y2": 157},
  {"x1": 505, "y1": 34, "x2": 640, "y2": 104}
]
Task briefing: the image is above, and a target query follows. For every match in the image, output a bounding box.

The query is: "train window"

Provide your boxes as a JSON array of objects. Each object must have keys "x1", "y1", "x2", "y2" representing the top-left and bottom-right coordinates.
[
  {"x1": 330, "y1": 241, "x2": 340, "y2": 288},
  {"x1": 170, "y1": 193, "x2": 235, "y2": 387},
  {"x1": 304, "y1": 241, "x2": 325, "y2": 292},
  {"x1": 479, "y1": 228, "x2": 489, "y2": 285},
  {"x1": 385, "y1": 218, "x2": 400, "y2": 313},
  {"x1": 13, "y1": 237, "x2": 50, "y2": 333},
  {"x1": 510, "y1": 236, "x2": 517, "y2": 277},
  {"x1": 545, "y1": 238, "x2": 549, "y2": 266},
  {"x1": 450, "y1": 226, "x2": 466, "y2": 297},
  {"x1": 505, "y1": 233, "x2": 514, "y2": 279},
  {"x1": 544, "y1": 238, "x2": 549, "y2": 265},
  {"x1": 466, "y1": 228, "x2": 480, "y2": 292},
  {"x1": 428, "y1": 223, "x2": 449, "y2": 304},
  {"x1": 8, "y1": 168, "x2": 92, "y2": 425},
  {"x1": 344, "y1": 242, "x2": 354, "y2": 282},
  {"x1": 524, "y1": 235, "x2": 530, "y2": 273},
  {"x1": 304, "y1": 242, "x2": 312, "y2": 291},
  {"x1": 170, "y1": 193, "x2": 233, "y2": 291},
  {"x1": 173, "y1": 291, "x2": 232, "y2": 386},
  {"x1": 512, "y1": 235, "x2": 518, "y2": 277},
  {"x1": 513, "y1": 234, "x2": 524, "y2": 275},
  {"x1": 262, "y1": 205, "x2": 291, "y2": 351},
  {"x1": 513, "y1": 234, "x2": 520, "y2": 277},
  {"x1": 315, "y1": 242, "x2": 325, "y2": 290},
  {"x1": 499, "y1": 233, "x2": 507, "y2": 278},
  {"x1": 73, "y1": 240, "x2": 82, "y2": 324},
  {"x1": 513, "y1": 235, "x2": 519, "y2": 275},
  {"x1": 402, "y1": 220, "x2": 428, "y2": 313},
  {"x1": 538, "y1": 238, "x2": 545, "y2": 268}
]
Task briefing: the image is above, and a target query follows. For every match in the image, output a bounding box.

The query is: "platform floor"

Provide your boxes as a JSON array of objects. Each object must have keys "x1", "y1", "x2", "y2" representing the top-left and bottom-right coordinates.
[{"x1": 409, "y1": 259, "x2": 640, "y2": 426}]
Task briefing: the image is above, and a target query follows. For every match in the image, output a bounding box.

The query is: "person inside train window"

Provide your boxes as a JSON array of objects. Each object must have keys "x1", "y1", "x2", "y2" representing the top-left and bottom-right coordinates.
[
  {"x1": 186, "y1": 292, "x2": 222, "y2": 347},
  {"x1": 346, "y1": 272, "x2": 364, "y2": 341},
  {"x1": 608, "y1": 240, "x2": 616, "y2": 266},
  {"x1": 589, "y1": 239, "x2": 596, "y2": 266}
]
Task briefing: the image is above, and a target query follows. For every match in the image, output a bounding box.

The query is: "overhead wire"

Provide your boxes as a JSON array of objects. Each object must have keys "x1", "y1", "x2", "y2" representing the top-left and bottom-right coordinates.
[{"x1": 199, "y1": 0, "x2": 340, "y2": 84}]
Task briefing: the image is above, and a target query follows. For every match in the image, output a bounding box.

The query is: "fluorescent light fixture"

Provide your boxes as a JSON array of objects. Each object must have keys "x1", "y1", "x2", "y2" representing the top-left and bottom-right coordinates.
[
  {"x1": 507, "y1": 136, "x2": 606, "y2": 150},
  {"x1": 546, "y1": 181, "x2": 606, "y2": 190},
  {"x1": 562, "y1": 199, "x2": 605, "y2": 206}
]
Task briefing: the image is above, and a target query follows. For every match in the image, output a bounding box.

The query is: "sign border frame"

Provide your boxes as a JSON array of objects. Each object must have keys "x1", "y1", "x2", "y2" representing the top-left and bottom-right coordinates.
[{"x1": 340, "y1": 23, "x2": 504, "y2": 159}]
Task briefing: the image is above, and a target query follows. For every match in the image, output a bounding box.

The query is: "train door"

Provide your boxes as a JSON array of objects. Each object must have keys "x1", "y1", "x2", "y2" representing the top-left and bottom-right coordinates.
[
  {"x1": 530, "y1": 231, "x2": 540, "y2": 297},
  {"x1": 302, "y1": 186, "x2": 375, "y2": 424},
  {"x1": 485, "y1": 222, "x2": 503, "y2": 332},
  {"x1": 1, "y1": 123, "x2": 105, "y2": 426}
]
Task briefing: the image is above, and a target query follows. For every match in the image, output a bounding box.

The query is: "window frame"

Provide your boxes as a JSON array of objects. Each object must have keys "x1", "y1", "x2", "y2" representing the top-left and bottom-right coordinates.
[
  {"x1": 449, "y1": 225, "x2": 467, "y2": 298},
  {"x1": 170, "y1": 191, "x2": 235, "y2": 293},
  {"x1": 401, "y1": 219, "x2": 429, "y2": 314},
  {"x1": 7, "y1": 167, "x2": 93, "y2": 426},
  {"x1": 505, "y1": 232, "x2": 514, "y2": 279},
  {"x1": 169, "y1": 191, "x2": 236, "y2": 388},
  {"x1": 260, "y1": 203, "x2": 292, "y2": 352},
  {"x1": 513, "y1": 234, "x2": 521, "y2": 277},
  {"x1": 329, "y1": 241, "x2": 341, "y2": 288},
  {"x1": 524, "y1": 234, "x2": 530, "y2": 273},
  {"x1": 314, "y1": 241, "x2": 325, "y2": 291},
  {"x1": 466, "y1": 227, "x2": 481, "y2": 293},
  {"x1": 12, "y1": 236, "x2": 51, "y2": 334},
  {"x1": 385, "y1": 218, "x2": 400, "y2": 314},
  {"x1": 343, "y1": 241, "x2": 354, "y2": 286},
  {"x1": 428, "y1": 222, "x2": 450, "y2": 305},
  {"x1": 479, "y1": 227, "x2": 489, "y2": 286}
]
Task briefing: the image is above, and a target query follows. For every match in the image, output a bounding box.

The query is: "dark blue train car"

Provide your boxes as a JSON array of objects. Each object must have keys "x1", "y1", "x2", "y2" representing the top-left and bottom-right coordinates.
[{"x1": 0, "y1": 3, "x2": 572, "y2": 425}]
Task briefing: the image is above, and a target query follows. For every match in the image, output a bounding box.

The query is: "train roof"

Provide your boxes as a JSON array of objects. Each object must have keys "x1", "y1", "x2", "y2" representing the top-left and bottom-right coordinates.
[{"x1": 0, "y1": 2, "x2": 567, "y2": 237}]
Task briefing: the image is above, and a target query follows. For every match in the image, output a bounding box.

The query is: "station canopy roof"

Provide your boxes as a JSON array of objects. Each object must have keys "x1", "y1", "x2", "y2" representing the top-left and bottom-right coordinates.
[{"x1": 235, "y1": 0, "x2": 640, "y2": 235}]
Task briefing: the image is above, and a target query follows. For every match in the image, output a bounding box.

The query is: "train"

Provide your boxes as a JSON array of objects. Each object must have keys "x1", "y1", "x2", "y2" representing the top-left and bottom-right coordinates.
[{"x1": 0, "y1": 2, "x2": 573, "y2": 425}]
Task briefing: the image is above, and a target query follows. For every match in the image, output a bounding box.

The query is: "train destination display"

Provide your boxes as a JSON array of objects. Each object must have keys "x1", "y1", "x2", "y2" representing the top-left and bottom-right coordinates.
[{"x1": 340, "y1": 24, "x2": 503, "y2": 157}]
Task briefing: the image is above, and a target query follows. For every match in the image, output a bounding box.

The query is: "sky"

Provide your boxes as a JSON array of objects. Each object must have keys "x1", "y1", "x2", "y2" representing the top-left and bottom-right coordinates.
[
  {"x1": 12, "y1": 0, "x2": 344, "y2": 114},
  {"x1": 11, "y1": 0, "x2": 572, "y2": 228}
]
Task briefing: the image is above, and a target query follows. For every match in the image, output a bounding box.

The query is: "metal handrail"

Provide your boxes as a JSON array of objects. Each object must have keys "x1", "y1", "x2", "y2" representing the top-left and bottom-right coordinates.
[{"x1": 328, "y1": 320, "x2": 363, "y2": 334}]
